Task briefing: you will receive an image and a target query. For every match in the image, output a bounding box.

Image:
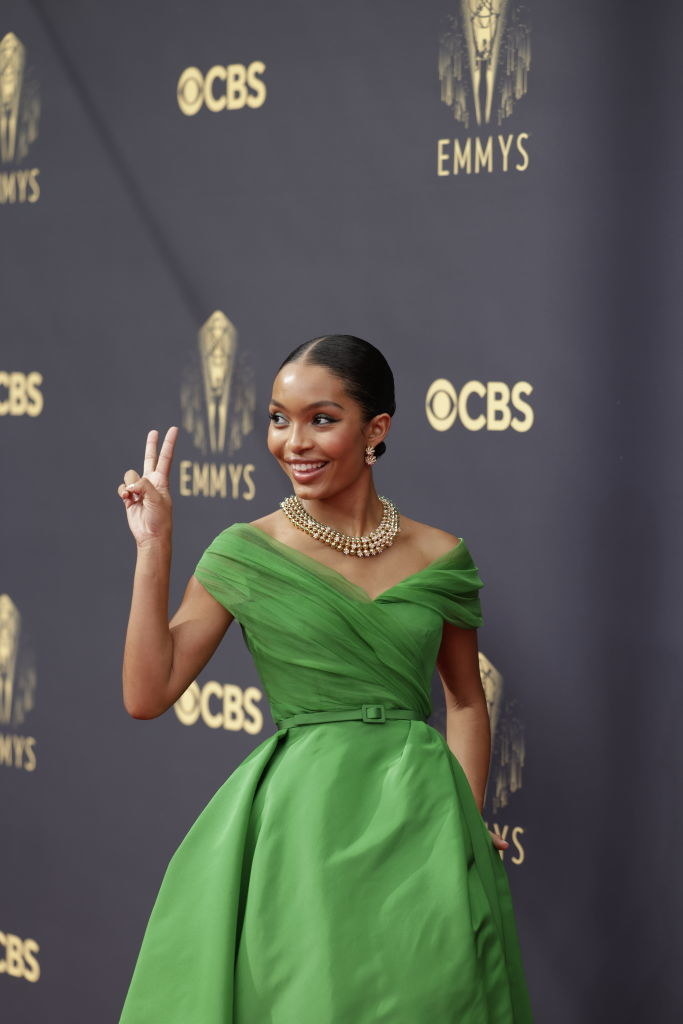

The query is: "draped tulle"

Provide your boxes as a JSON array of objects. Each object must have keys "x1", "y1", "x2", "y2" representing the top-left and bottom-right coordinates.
[{"x1": 119, "y1": 524, "x2": 533, "y2": 1023}]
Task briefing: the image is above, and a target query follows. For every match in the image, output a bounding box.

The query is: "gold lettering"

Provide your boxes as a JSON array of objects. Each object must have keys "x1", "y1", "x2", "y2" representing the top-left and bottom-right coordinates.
[
  {"x1": 193, "y1": 461, "x2": 210, "y2": 495},
  {"x1": 25, "y1": 372, "x2": 43, "y2": 416},
  {"x1": 0, "y1": 373, "x2": 43, "y2": 416},
  {"x1": 434, "y1": 133, "x2": 528, "y2": 176},
  {"x1": 241, "y1": 463, "x2": 256, "y2": 501},
  {"x1": 175, "y1": 681, "x2": 263, "y2": 733},
  {"x1": 226, "y1": 63, "x2": 247, "y2": 110},
  {"x1": 474, "y1": 136, "x2": 493, "y2": 174},
  {"x1": 209, "y1": 462, "x2": 227, "y2": 497},
  {"x1": 15, "y1": 170, "x2": 29, "y2": 203},
  {"x1": 458, "y1": 381, "x2": 486, "y2": 431},
  {"x1": 179, "y1": 460, "x2": 192, "y2": 496},
  {"x1": 242, "y1": 686, "x2": 263, "y2": 734},
  {"x1": 23, "y1": 737, "x2": 36, "y2": 772},
  {"x1": 0, "y1": 733, "x2": 37, "y2": 771},
  {"x1": 510, "y1": 381, "x2": 534, "y2": 432},
  {"x1": 28, "y1": 169, "x2": 40, "y2": 202},
  {"x1": 509, "y1": 825, "x2": 525, "y2": 864},
  {"x1": 22, "y1": 939, "x2": 40, "y2": 983},
  {"x1": 486, "y1": 382, "x2": 511, "y2": 430},
  {"x1": 5, "y1": 934, "x2": 23, "y2": 977},
  {"x1": 490, "y1": 822, "x2": 510, "y2": 842},
  {"x1": 437, "y1": 139, "x2": 450, "y2": 176},
  {"x1": 498, "y1": 133, "x2": 514, "y2": 173},
  {"x1": 485, "y1": 822, "x2": 525, "y2": 863},
  {"x1": 453, "y1": 138, "x2": 472, "y2": 175},
  {"x1": 0, "y1": 173, "x2": 17, "y2": 203},
  {"x1": 0, "y1": 933, "x2": 41, "y2": 982},
  {"x1": 12, "y1": 735, "x2": 25, "y2": 767},
  {"x1": 228, "y1": 463, "x2": 243, "y2": 499},
  {"x1": 204, "y1": 65, "x2": 227, "y2": 112},
  {"x1": 246, "y1": 61, "x2": 267, "y2": 108},
  {"x1": 516, "y1": 133, "x2": 530, "y2": 172},
  {"x1": 0, "y1": 734, "x2": 12, "y2": 766},
  {"x1": 222, "y1": 684, "x2": 245, "y2": 731},
  {"x1": 180, "y1": 461, "x2": 255, "y2": 498},
  {"x1": 9, "y1": 373, "x2": 27, "y2": 415},
  {"x1": 0, "y1": 170, "x2": 41, "y2": 203},
  {"x1": 200, "y1": 681, "x2": 224, "y2": 729}
]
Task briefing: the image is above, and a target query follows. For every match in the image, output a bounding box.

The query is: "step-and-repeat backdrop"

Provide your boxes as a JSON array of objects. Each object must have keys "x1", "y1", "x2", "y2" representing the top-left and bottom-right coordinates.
[{"x1": 2, "y1": 1, "x2": 681, "y2": 1020}]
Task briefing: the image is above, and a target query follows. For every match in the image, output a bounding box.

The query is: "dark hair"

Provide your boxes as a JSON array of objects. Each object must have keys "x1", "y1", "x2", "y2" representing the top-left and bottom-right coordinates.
[{"x1": 277, "y1": 334, "x2": 396, "y2": 458}]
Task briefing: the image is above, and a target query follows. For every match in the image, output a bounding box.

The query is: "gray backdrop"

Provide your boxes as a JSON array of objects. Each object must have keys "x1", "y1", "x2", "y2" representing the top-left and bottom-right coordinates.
[{"x1": 2, "y1": 1, "x2": 681, "y2": 1020}]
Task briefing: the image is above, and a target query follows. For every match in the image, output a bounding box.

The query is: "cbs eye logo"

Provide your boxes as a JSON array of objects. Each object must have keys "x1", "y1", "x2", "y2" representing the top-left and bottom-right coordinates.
[
  {"x1": 174, "y1": 680, "x2": 263, "y2": 733},
  {"x1": 425, "y1": 377, "x2": 534, "y2": 432},
  {"x1": 177, "y1": 62, "x2": 267, "y2": 115}
]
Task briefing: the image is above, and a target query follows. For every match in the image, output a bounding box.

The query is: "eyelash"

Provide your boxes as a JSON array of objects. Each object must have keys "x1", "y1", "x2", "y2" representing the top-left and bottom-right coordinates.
[{"x1": 268, "y1": 412, "x2": 337, "y2": 426}]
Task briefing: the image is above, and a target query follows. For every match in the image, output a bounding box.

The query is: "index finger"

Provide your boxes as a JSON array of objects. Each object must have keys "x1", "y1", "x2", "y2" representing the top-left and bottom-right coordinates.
[{"x1": 155, "y1": 425, "x2": 179, "y2": 481}]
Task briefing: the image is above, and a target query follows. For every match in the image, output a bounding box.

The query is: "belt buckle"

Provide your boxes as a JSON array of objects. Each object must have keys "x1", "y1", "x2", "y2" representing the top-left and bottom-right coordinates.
[{"x1": 361, "y1": 703, "x2": 386, "y2": 723}]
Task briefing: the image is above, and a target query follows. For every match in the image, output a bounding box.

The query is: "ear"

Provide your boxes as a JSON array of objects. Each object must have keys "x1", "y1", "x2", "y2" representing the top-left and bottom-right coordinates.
[{"x1": 366, "y1": 412, "x2": 391, "y2": 447}]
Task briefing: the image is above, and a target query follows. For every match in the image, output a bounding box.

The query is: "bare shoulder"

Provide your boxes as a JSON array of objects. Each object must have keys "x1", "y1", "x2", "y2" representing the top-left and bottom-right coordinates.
[
  {"x1": 398, "y1": 514, "x2": 462, "y2": 561},
  {"x1": 247, "y1": 510, "x2": 284, "y2": 538}
]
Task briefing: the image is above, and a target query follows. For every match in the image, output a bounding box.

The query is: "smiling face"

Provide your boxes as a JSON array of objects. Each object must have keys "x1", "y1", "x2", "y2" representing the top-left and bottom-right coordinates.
[{"x1": 268, "y1": 360, "x2": 389, "y2": 499}]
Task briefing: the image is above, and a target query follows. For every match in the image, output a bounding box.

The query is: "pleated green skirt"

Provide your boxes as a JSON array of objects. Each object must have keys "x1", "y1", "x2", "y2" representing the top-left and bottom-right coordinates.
[{"x1": 119, "y1": 719, "x2": 533, "y2": 1022}]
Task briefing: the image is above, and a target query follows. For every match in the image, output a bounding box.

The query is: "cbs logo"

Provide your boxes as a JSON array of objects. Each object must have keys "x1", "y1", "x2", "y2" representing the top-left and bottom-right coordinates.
[
  {"x1": 0, "y1": 372, "x2": 43, "y2": 416},
  {"x1": 177, "y1": 62, "x2": 267, "y2": 115},
  {"x1": 0, "y1": 932, "x2": 40, "y2": 983},
  {"x1": 174, "y1": 681, "x2": 263, "y2": 733},
  {"x1": 425, "y1": 378, "x2": 533, "y2": 432}
]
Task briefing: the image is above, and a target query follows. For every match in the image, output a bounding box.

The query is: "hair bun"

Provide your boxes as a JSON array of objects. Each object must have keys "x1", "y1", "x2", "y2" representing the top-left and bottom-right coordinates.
[{"x1": 374, "y1": 440, "x2": 387, "y2": 459}]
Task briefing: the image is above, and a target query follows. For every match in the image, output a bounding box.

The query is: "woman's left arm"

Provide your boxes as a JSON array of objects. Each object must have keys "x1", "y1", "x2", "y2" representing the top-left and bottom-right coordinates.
[{"x1": 436, "y1": 622, "x2": 509, "y2": 852}]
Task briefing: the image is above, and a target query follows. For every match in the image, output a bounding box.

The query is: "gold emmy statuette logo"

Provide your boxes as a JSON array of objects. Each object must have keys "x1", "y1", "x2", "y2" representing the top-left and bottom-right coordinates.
[
  {"x1": 479, "y1": 652, "x2": 527, "y2": 863},
  {"x1": 0, "y1": 32, "x2": 41, "y2": 203},
  {"x1": 479, "y1": 652, "x2": 526, "y2": 813},
  {"x1": 0, "y1": 595, "x2": 20, "y2": 726},
  {"x1": 179, "y1": 311, "x2": 257, "y2": 499},
  {"x1": 200, "y1": 311, "x2": 236, "y2": 454},
  {"x1": 0, "y1": 594, "x2": 37, "y2": 771},
  {"x1": 425, "y1": 376, "x2": 534, "y2": 432},
  {"x1": 437, "y1": 3, "x2": 531, "y2": 176}
]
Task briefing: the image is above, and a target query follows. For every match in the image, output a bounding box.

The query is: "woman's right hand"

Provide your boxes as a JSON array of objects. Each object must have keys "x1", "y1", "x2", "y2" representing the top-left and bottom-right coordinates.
[{"x1": 117, "y1": 426, "x2": 179, "y2": 546}]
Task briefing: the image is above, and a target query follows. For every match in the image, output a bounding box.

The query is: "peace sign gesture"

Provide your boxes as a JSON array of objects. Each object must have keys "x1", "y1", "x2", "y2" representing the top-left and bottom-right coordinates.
[{"x1": 117, "y1": 427, "x2": 179, "y2": 546}]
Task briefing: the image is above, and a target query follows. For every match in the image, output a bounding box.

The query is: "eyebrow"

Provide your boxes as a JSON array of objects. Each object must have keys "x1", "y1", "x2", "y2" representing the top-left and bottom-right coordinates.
[{"x1": 269, "y1": 399, "x2": 345, "y2": 411}]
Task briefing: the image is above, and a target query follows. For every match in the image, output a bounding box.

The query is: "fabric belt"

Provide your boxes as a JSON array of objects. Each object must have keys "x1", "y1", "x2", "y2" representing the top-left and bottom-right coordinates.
[{"x1": 275, "y1": 704, "x2": 426, "y2": 730}]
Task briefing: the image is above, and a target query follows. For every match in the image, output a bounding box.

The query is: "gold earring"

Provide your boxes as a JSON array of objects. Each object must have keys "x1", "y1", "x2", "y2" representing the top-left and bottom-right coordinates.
[{"x1": 364, "y1": 445, "x2": 377, "y2": 466}]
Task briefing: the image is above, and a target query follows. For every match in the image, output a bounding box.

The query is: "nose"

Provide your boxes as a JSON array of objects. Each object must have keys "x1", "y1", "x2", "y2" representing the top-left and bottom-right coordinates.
[{"x1": 286, "y1": 423, "x2": 314, "y2": 454}]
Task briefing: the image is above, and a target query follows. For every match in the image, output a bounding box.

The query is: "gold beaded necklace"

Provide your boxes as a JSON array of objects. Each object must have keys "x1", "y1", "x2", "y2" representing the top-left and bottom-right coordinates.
[{"x1": 280, "y1": 494, "x2": 400, "y2": 557}]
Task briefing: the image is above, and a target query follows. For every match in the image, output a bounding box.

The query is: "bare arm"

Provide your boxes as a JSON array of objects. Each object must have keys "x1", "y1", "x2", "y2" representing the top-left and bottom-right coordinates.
[
  {"x1": 436, "y1": 622, "x2": 491, "y2": 812},
  {"x1": 122, "y1": 541, "x2": 233, "y2": 719},
  {"x1": 117, "y1": 427, "x2": 233, "y2": 719}
]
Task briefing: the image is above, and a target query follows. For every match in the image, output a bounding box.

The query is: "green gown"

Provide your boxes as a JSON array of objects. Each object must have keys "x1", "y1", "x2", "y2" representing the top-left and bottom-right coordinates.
[{"x1": 119, "y1": 523, "x2": 533, "y2": 1023}]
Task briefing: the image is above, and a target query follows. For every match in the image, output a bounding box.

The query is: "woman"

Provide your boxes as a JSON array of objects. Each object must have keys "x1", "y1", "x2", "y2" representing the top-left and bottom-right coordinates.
[{"x1": 117, "y1": 335, "x2": 533, "y2": 1022}]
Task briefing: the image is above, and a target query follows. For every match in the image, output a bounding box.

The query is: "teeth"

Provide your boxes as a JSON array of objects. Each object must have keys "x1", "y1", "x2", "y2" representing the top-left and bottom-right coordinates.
[{"x1": 291, "y1": 462, "x2": 325, "y2": 471}]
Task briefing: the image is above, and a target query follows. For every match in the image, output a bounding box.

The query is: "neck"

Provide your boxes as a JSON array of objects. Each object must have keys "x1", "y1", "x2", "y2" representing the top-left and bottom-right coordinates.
[{"x1": 297, "y1": 478, "x2": 386, "y2": 536}]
